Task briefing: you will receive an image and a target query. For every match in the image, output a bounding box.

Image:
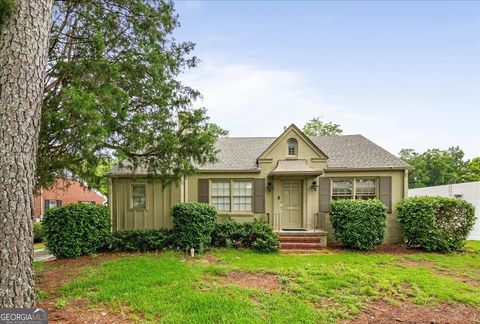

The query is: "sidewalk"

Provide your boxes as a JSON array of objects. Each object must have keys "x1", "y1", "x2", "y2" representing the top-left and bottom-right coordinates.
[{"x1": 34, "y1": 248, "x2": 55, "y2": 262}]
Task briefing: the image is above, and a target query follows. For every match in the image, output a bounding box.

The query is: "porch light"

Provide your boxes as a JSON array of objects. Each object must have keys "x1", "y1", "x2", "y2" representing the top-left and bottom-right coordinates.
[
  {"x1": 267, "y1": 182, "x2": 273, "y2": 192},
  {"x1": 311, "y1": 181, "x2": 318, "y2": 191}
]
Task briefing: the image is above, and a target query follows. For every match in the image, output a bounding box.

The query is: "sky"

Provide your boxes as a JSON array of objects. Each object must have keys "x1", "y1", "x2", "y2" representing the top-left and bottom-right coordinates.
[{"x1": 173, "y1": 1, "x2": 480, "y2": 159}]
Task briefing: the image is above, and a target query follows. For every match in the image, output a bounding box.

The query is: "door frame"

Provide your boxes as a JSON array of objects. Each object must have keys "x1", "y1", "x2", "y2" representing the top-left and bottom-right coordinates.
[{"x1": 280, "y1": 179, "x2": 303, "y2": 229}]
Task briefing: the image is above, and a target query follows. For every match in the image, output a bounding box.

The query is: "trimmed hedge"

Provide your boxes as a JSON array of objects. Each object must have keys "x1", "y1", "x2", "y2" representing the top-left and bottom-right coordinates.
[
  {"x1": 33, "y1": 221, "x2": 44, "y2": 243},
  {"x1": 211, "y1": 219, "x2": 279, "y2": 253},
  {"x1": 110, "y1": 229, "x2": 172, "y2": 252},
  {"x1": 172, "y1": 202, "x2": 217, "y2": 252},
  {"x1": 43, "y1": 204, "x2": 111, "y2": 258},
  {"x1": 330, "y1": 199, "x2": 387, "y2": 250},
  {"x1": 396, "y1": 196, "x2": 476, "y2": 252}
]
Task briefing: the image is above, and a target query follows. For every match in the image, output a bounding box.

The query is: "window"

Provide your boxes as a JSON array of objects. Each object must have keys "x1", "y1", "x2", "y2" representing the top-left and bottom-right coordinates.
[
  {"x1": 331, "y1": 178, "x2": 377, "y2": 200},
  {"x1": 131, "y1": 184, "x2": 146, "y2": 209},
  {"x1": 211, "y1": 180, "x2": 253, "y2": 212},
  {"x1": 332, "y1": 180, "x2": 353, "y2": 200},
  {"x1": 45, "y1": 199, "x2": 62, "y2": 211},
  {"x1": 355, "y1": 179, "x2": 376, "y2": 200},
  {"x1": 287, "y1": 138, "x2": 297, "y2": 156},
  {"x1": 233, "y1": 181, "x2": 253, "y2": 211},
  {"x1": 211, "y1": 181, "x2": 231, "y2": 211}
]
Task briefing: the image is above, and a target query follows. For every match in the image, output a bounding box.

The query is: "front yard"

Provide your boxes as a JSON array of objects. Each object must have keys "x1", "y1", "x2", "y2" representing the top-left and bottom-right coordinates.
[{"x1": 36, "y1": 242, "x2": 480, "y2": 323}]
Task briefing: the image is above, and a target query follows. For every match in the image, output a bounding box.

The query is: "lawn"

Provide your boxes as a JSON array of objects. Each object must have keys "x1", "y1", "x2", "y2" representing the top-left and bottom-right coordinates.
[{"x1": 36, "y1": 243, "x2": 480, "y2": 323}]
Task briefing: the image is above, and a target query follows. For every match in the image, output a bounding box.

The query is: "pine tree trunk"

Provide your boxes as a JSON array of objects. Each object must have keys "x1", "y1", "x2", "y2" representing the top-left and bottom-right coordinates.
[{"x1": 0, "y1": 0, "x2": 52, "y2": 307}]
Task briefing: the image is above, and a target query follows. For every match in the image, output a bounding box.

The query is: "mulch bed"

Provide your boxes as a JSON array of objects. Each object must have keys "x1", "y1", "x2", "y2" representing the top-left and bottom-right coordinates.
[{"x1": 350, "y1": 299, "x2": 480, "y2": 324}]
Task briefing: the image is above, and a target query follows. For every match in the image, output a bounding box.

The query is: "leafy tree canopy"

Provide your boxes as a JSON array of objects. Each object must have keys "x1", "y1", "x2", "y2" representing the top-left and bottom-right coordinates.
[
  {"x1": 39, "y1": 0, "x2": 226, "y2": 190},
  {"x1": 399, "y1": 147, "x2": 478, "y2": 188},
  {"x1": 302, "y1": 117, "x2": 343, "y2": 136}
]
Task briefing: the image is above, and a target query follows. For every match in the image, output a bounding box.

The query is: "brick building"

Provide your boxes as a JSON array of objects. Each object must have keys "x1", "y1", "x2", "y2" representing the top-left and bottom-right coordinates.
[{"x1": 34, "y1": 178, "x2": 107, "y2": 219}]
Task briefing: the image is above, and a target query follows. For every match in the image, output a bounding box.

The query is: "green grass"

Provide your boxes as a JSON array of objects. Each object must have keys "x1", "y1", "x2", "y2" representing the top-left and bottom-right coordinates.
[{"x1": 56, "y1": 246, "x2": 480, "y2": 323}]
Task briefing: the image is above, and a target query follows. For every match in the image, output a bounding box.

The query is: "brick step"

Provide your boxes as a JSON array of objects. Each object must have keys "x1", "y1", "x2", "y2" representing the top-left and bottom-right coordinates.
[
  {"x1": 279, "y1": 249, "x2": 329, "y2": 254},
  {"x1": 279, "y1": 242, "x2": 325, "y2": 250},
  {"x1": 279, "y1": 236, "x2": 321, "y2": 243}
]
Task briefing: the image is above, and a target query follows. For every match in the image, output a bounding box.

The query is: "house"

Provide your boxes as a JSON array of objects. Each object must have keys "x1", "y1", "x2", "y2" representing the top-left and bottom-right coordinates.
[
  {"x1": 409, "y1": 181, "x2": 480, "y2": 240},
  {"x1": 108, "y1": 124, "x2": 411, "y2": 245},
  {"x1": 34, "y1": 178, "x2": 107, "y2": 219}
]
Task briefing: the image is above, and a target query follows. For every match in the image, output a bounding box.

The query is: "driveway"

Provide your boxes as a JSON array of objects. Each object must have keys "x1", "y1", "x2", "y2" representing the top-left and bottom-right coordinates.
[{"x1": 34, "y1": 249, "x2": 55, "y2": 262}]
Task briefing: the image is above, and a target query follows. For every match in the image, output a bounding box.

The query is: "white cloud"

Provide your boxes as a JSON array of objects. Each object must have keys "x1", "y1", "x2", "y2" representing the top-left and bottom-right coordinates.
[
  {"x1": 182, "y1": 60, "x2": 337, "y2": 136},
  {"x1": 181, "y1": 58, "x2": 480, "y2": 159}
]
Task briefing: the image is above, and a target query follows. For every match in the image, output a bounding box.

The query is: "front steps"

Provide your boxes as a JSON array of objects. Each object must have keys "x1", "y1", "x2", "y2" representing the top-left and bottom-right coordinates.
[{"x1": 278, "y1": 230, "x2": 327, "y2": 253}]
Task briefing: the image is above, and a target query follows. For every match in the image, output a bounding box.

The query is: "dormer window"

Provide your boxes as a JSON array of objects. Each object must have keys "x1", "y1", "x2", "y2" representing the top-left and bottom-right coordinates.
[{"x1": 287, "y1": 138, "x2": 298, "y2": 156}]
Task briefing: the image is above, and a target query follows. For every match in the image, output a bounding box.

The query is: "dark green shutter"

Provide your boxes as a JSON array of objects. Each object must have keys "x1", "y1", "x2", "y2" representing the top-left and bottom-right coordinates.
[
  {"x1": 44, "y1": 200, "x2": 49, "y2": 210},
  {"x1": 57, "y1": 200, "x2": 62, "y2": 207},
  {"x1": 254, "y1": 179, "x2": 265, "y2": 213},
  {"x1": 379, "y1": 176, "x2": 392, "y2": 213},
  {"x1": 319, "y1": 177, "x2": 330, "y2": 213},
  {"x1": 198, "y1": 179, "x2": 209, "y2": 203}
]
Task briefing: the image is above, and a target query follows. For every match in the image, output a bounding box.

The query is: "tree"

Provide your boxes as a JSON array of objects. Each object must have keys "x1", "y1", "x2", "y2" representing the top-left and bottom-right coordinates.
[
  {"x1": 38, "y1": 1, "x2": 226, "y2": 191},
  {"x1": 0, "y1": 0, "x2": 53, "y2": 307},
  {"x1": 466, "y1": 157, "x2": 480, "y2": 182},
  {"x1": 302, "y1": 117, "x2": 343, "y2": 136},
  {"x1": 399, "y1": 147, "x2": 473, "y2": 189}
]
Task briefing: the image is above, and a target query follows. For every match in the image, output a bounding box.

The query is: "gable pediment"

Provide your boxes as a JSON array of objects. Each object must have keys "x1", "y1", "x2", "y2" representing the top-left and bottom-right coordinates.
[{"x1": 257, "y1": 124, "x2": 328, "y2": 162}]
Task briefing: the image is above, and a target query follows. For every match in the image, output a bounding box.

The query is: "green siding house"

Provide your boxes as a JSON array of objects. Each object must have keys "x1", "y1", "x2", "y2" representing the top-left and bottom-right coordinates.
[{"x1": 108, "y1": 124, "x2": 411, "y2": 244}]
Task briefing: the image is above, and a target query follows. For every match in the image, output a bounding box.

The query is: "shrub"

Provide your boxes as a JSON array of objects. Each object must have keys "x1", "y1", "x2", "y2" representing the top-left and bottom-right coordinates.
[
  {"x1": 110, "y1": 229, "x2": 172, "y2": 252},
  {"x1": 244, "y1": 220, "x2": 279, "y2": 252},
  {"x1": 43, "y1": 203, "x2": 111, "y2": 258},
  {"x1": 172, "y1": 202, "x2": 217, "y2": 253},
  {"x1": 33, "y1": 221, "x2": 44, "y2": 243},
  {"x1": 330, "y1": 199, "x2": 387, "y2": 250},
  {"x1": 396, "y1": 196, "x2": 476, "y2": 252},
  {"x1": 211, "y1": 220, "x2": 247, "y2": 247},
  {"x1": 211, "y1": 219, "x2": 279, "y2": 253}
]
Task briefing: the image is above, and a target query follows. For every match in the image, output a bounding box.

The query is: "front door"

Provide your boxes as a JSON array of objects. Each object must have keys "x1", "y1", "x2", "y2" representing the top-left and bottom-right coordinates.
[{"x1": 281, "y1": 181, "x2": 302, "y2": 228}]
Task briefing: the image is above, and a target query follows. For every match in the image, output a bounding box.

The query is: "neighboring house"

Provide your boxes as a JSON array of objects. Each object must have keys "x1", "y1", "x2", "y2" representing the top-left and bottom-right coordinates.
[
  {"x1": 108, "y1": 124, "x2": 411, "y2": 244},
  {"x1": 409, "y1": 181, "x2": 480, "y2": 240},
  {"x1": 34, "y1": 178, "x2": 107, "y2": 219}
]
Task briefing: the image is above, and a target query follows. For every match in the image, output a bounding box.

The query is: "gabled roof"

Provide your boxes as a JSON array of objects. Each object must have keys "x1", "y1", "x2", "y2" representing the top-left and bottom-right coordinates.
[
  {"x1": 257, "y1": 124, "x2": 328, "y2": 161},
  {"x1": 199, "y1": 134, "x2": 411, "y2": 171},
  {"x1": 109, "y1": 133, "x2": 412, "y2": 175}
]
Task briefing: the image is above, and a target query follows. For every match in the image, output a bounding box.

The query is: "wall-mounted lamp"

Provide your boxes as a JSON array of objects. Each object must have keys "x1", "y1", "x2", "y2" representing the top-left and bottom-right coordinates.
[
  {"x1": 267, "y1": 182, "x2": 273, "y2": 192},
  {"x1": 311, "y1": 180, "x2": 318, "y2": 191}
]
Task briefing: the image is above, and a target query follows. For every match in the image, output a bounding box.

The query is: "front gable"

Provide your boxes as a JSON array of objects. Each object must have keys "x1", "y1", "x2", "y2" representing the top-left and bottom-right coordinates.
[{"x1": 257, "y1": 124, "x2": 328, "y2": 163}]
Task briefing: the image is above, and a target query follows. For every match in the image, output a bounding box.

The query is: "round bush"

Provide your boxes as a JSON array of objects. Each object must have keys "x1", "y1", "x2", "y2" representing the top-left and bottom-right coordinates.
[
  {"x1": 33, "y1": 221, "x2": 44, "y2": 243},
  {"x1": 330, "y1": 199, "x2": 387, "y2": 250},
  {"x1": 172, "y1": 202, "x2": 217, "y2": 253},
  {"x1": 43, "y1": 203, "x2": 111, "y2": 258},
  {"x1": 396, "y1": 196, "x2": 476, "y2": 252}
]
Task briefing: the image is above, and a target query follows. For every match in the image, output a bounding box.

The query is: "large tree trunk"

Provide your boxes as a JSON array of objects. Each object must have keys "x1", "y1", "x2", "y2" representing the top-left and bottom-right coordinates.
[{"x1": 0, "y1": 0, "x2": 52, "y2": 307}]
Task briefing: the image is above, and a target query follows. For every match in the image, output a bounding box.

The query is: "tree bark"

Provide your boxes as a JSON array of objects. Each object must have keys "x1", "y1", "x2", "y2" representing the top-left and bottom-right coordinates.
[{"x1": 0, "y1": 0, "x2": 52, "y2": 307}]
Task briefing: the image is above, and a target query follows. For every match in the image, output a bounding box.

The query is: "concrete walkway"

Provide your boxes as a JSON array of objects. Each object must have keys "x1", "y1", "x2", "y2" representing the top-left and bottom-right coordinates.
[{"x1": 34, "y1": 249, "x2": 55, "y2": 262}]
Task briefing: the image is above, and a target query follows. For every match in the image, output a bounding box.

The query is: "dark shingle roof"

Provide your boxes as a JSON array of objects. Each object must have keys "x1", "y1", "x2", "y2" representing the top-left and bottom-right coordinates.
[{"x1": 200, "y1": 135, "x2": 410, "y2": 170}]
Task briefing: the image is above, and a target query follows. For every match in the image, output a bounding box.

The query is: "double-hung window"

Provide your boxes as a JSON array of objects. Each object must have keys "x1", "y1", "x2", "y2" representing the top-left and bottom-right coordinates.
[
  {"x1": 355, "y1": 179, "x2": 376, "y2": 200},
  {"x1": 331, "y1": 178, "x2": 377, "y2": 200},
  {"x1": 233, "y1": 181, "x2": 253, "y2": 212},
  {"x1": 211, "y1": 181, "x2": 231, "y2": 211},
  {"x1": 211, "y1": 180, "x2": 253, "y2": 212},
  {"x1": 131, "y1": 184, "x2": 146, "y2": 209},
  {"x1": 332, "y1": 180, "x2": 353, "y2": 200}
]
